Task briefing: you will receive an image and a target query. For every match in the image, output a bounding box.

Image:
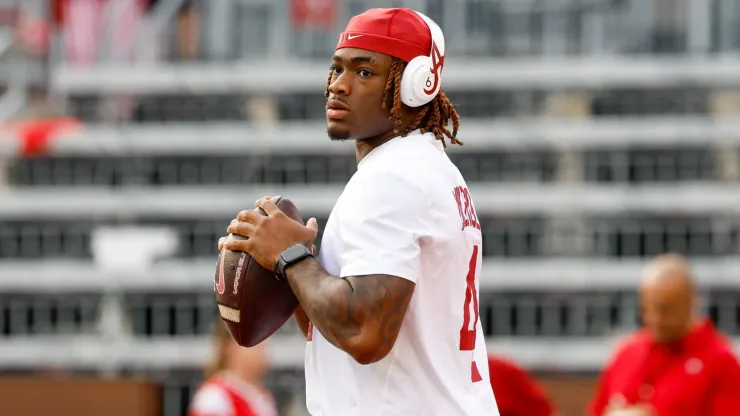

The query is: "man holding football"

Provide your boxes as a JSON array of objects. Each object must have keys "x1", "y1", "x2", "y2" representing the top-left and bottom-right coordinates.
[{"x1": 220, "y1": 8, "x2": 500, "y2": 416}]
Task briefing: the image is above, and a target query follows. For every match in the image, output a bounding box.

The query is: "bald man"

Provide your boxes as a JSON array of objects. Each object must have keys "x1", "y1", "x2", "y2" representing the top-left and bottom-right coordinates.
[
  {"x1": 588, "y1": 254, "x2": 740, "y2": 416},
  {"x1": 639, "y1": 254, "x2": 697, "y2": 345}
]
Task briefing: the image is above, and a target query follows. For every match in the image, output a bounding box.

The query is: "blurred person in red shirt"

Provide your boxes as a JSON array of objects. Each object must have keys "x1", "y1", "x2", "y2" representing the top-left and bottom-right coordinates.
[
  {"x1": 188, "y1": 322, "x2": 278, "y2": 416},
  {"x1": 588, "y1": 253, "x2": 740, "y2": 416},
  {"x1": 487, "y1": 355, "x2": 556, "y2": 416},
  {"x1": 52, "y1": 0, "x2": 148, "y2": 65}
]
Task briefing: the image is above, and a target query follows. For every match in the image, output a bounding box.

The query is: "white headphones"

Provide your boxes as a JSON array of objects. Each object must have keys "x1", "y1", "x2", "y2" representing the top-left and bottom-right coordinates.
[{"x1": 400, "y1": 12, "x2": 446, "y2": 108}]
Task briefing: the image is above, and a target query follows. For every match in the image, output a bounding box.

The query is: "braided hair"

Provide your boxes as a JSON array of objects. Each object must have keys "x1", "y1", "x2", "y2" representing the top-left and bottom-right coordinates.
[{"x1": 325, "y1": 57, "x2": 462, "y2": 148}]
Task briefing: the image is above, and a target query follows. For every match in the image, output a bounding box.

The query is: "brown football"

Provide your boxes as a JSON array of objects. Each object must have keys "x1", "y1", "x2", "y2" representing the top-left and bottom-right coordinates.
[{"x1": 215, "y1": 196, "x2": 301, "y2": 347}]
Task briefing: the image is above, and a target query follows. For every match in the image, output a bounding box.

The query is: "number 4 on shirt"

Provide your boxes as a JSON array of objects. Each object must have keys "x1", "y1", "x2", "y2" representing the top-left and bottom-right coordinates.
[{"x1": 460, "y1": 245, "x2": 483, "y2": 382}]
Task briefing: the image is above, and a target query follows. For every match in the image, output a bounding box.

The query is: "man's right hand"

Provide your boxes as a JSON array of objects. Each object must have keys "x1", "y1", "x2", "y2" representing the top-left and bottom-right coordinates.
[
  {"x1": 603, "y1": 395, "x2": 656, "y2": 416},
  {"x1": 605, "y1": 405, "x2": 655, "y2": 416}
]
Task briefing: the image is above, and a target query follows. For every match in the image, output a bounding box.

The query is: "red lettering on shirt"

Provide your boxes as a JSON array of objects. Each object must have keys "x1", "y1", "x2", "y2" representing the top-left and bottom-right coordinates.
[{"x1": 453, "y1": 186, "x2": 481, "y2": 231}]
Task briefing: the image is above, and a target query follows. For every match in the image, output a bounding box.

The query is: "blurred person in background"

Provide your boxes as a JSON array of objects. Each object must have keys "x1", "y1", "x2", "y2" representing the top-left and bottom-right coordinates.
[
  {"x1": 188, "y1": 322, "x2": 278, "y2": 416},
  {"x1": 486, "y1": 355, "x2": 556, "y2": 416},
  {"x1": 146, "y1": 0, "x2": 200, "y2": 60},
  {"x1": 588, "y1": 253, "x2": 740, "y2": 416},
  {"x1": 53, "y1": 0, "x2": 154, "y2": 123},
  {"x1": 54, "y1": 0, "x2": 148, "y2": 66}
]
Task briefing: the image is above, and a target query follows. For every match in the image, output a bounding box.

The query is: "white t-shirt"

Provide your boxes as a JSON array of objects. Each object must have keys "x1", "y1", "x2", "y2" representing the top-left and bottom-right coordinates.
[{"x1": 305, "y1": 131, "x2": 500, "y2": 416}]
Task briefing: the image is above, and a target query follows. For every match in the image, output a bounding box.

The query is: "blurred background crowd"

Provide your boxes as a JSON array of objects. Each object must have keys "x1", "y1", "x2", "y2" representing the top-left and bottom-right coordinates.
[{"x1": 1, "y1": 0, "x2": 740, "y2": 415}]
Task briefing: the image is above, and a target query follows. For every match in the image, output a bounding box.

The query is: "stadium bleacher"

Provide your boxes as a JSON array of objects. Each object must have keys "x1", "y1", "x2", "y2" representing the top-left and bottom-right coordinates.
[{"x1": 3, "y1": 0, "x2": 740, "y2": 415}]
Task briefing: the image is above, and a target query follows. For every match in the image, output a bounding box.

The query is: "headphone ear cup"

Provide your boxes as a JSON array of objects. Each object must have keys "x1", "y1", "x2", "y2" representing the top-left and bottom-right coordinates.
[{"x1": 400, "y1": 56, "x2": 439, "y2": 108}]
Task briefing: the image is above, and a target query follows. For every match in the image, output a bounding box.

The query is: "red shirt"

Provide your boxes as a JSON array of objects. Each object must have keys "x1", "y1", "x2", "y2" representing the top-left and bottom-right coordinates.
[
  {"x1": 488, "y1": 356, "x2": 555, "y2": 416},
  {"x1": 188, "y1": 372, "x2": 278, "y2": 416},
  {"x1": 588, "y1": 320, "x2": 740, "y2": 416}
]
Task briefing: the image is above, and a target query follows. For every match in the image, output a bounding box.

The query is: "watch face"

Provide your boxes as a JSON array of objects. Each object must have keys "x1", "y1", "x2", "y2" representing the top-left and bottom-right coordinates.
[{"x1": 285, "y1": 244, "x2": 308, "y2": 261}]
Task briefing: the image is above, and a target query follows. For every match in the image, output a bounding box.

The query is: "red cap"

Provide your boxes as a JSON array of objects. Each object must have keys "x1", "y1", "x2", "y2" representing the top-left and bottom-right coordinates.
[{"x1": 335, "y1": 8, "x2": 432, "y2": 63}]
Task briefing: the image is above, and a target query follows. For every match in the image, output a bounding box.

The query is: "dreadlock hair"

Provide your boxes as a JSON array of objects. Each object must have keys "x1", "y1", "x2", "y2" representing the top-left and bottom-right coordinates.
[{"x1": 325, "y1": 57, "x2": 462, "y2": 148}]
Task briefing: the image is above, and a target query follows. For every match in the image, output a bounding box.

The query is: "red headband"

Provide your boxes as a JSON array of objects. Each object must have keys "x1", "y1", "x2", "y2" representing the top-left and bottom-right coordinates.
[{"x1": 335, "y1": 8, "x2": 432, "y2": 63}]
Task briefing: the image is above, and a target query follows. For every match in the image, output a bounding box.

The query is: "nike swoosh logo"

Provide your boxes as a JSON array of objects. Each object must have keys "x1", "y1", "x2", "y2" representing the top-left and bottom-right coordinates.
[
  {"x1": 347, "y1": 34, "x2": 363, "y2": 40},
  {"x1": 216, "y1": 250, "x2": 226, "y2": 295}
]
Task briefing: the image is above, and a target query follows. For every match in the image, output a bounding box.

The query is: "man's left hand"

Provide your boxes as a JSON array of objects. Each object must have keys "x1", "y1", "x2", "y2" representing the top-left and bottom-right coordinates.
[{"x1": 223, "y1": 196, "x2": 318, "y2": 271}]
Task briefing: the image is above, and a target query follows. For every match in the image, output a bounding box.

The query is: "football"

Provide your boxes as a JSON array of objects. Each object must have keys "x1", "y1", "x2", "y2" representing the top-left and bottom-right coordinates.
[{"x1": 214, "y1": 196, "x2": 301, "y2": 347}]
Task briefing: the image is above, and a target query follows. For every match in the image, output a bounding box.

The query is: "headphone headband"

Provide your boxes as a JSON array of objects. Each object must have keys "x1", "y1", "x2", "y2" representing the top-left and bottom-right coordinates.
[{"x1": 414, "y1": 12, "x2": 445, "y2": 63}]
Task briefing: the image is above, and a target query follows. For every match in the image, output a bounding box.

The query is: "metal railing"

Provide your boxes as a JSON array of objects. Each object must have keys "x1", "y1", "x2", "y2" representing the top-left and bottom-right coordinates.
[
  {"x1": 50, "y1": 0, "x2": 740, "y2": 65},
  {"x1": 4, "y1": 214, "x2": 740, "y2": 260}
]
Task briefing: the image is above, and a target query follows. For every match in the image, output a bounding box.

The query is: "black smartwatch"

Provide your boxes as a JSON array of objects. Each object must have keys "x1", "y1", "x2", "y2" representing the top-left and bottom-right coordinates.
[{"x1": 275, "y1": 244, "x2": 314, "y2": 279}]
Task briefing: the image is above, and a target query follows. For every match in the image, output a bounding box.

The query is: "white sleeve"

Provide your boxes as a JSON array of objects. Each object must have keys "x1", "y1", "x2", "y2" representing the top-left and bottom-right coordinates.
[
  {"x1": 338, "y1": 172, "x2": 430, "y2": 283},
  {"x1": 188, "y1": 385, "x2": 235, "y2": 416}
]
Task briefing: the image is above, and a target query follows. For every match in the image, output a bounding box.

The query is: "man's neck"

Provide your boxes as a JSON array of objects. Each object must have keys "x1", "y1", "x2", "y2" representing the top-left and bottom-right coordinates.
[
  {"x1": 355, "y1": 131, "x2": 399, "y2": 164},
  {"x1": 355, "y1": 107, "x2": 424, "y2": 164}
]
